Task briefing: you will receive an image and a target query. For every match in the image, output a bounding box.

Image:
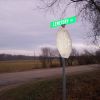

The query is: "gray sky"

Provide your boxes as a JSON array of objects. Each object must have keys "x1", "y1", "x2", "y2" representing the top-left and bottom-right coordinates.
[{"x1": 0, "y1": 0, "x2": 99, "y2": 55}]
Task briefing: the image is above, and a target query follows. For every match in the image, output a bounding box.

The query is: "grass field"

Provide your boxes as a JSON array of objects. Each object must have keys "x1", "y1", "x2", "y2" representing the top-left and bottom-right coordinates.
[
  {"x1": 0, "y1": 60, "x2": 42, "y2": 73},
  {"x1": 0, "y1": 60, "x2": 60, "y2": 73},
  {"x1": 0, "y1": 70, "x2": 100, "y2": 100}
]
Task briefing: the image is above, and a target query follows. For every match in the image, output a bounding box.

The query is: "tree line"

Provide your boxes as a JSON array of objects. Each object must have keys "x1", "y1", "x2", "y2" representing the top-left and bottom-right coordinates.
[
  {"x1": 40, "y1": 47, "x2": 100, "y2": 68},
  {"x1": 0, "y1": 48, "x2": 100, "y2": 68}
]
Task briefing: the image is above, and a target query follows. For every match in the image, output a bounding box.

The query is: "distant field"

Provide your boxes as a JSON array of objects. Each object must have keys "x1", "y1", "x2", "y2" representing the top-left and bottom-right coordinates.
[
  {"x1": 0, "y1": 60, "x2": 42, "y2": 73},
  {"x1": 0, "y1": 60, "x2": 60, "y2": 73},
  {"x1": 0, "y1": 70, "x2": 100, "y2": 100}
]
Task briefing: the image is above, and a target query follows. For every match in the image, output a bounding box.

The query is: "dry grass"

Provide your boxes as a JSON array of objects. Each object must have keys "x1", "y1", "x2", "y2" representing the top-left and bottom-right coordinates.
[
  {"x1": 0, "y1": 59, "x2": 60, "y2": 73},
  {"x1": 0, "y1": 60, "x2": 42, "y2": 73},
  {"x1": 0, "y1": 69, "x2": 100, "y2": 100}
]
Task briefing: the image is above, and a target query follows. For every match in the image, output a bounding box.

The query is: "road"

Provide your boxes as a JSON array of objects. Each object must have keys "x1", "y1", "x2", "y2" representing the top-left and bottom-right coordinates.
[{"x1": 0, "y1": 64, "x2": 99, "y2": 91}]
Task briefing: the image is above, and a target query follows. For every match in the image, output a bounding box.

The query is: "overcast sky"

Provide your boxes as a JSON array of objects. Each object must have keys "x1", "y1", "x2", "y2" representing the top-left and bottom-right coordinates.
[{"x1": 0, "y1": 0, "x2": 99, "y2": 56}]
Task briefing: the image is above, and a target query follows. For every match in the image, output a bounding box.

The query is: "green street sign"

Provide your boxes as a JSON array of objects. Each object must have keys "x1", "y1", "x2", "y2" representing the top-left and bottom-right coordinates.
[{"x1": 50, "y1": 16, "x2": 76, "y2": 28}]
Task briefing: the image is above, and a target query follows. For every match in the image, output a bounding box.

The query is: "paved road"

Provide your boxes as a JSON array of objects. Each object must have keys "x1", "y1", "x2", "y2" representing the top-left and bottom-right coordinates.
[{"x1": 0, "y1": 64, "x2": 99, "y2": 91}]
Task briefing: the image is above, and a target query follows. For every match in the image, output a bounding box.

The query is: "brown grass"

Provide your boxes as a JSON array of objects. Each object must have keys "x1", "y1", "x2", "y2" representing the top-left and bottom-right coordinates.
[
  {"x1": 0, "y1": 69, "x2": 100, "y2": 100},
  {"x1": 0, "y1": 59, "x2": 60, "y2": 73},
  {"x1": 0, "y1": 60, "x2": 42, "y2": 73}
]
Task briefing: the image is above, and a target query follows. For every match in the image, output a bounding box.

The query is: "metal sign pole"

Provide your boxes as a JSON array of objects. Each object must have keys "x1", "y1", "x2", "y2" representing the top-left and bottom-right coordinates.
[
  {"x1": 50, "y1": 16, "x2": 74, "y2": 100},
  {"x1": 62, "y1": 57, "x2": 66, "y2": 100}
]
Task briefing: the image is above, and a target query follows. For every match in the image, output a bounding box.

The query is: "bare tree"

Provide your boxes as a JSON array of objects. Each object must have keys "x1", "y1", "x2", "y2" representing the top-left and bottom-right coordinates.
[
  {"x1": 68, "y1": 48, "x2": 79, "y2": 65},
  {"x1": 39, "y1": 0, "x2": 100, "y2": 43},
  {"x1": 77, "y1": 49, "x2": 95, "y2": 65},
  {"x1": 95, "y1": 49, "x2": 100, "y2": 63},
  {"x1": 40, "y1": 47, "x2": 50, "y2": 68},
  {"x1": 40, "y1": 47, "x2": 60, "y2": 68},
  {"x1": 71, "y1": 48, "x2": 79, "y2": 57}
]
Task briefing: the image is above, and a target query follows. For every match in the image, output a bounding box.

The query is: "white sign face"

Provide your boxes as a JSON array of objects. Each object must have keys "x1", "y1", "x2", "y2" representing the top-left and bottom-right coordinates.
[{"x1": 56, "y1": 27, "x2": 72, "y2": 58}]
